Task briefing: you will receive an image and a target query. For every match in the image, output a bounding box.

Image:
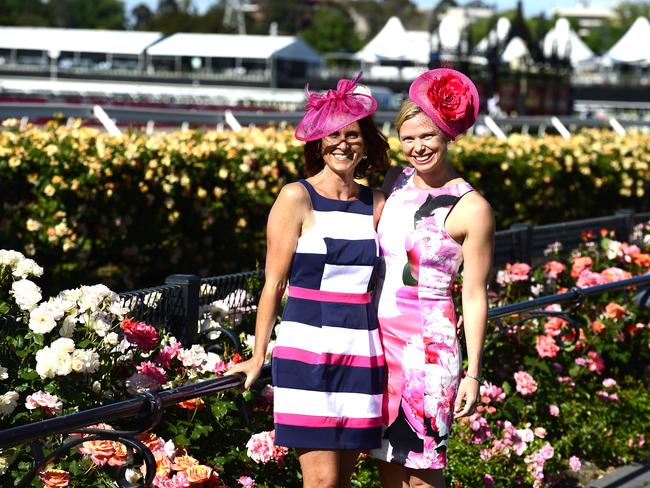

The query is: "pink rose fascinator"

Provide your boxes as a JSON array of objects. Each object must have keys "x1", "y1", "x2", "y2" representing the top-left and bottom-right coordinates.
[
  {"x1": 409, "y1": 68, "x2": 480, "y2": 140},
  {"x1": 295, "y1": 72, "x2": 378, "y2": 142}
]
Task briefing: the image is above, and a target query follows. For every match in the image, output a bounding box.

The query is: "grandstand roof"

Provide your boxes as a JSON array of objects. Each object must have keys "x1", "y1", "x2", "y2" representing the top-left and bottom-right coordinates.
[
  {"x1": 146, "y1": 33, "x2": 322, "y2": 63},
  {"x1": 0, "y1": 27, "x2": 161, "y2": 55}
]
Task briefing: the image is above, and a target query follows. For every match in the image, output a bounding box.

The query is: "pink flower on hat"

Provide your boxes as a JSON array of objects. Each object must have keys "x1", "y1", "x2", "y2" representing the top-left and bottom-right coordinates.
[{"x1": 409, "y1": 68, "x2": 480, "y2": 140}]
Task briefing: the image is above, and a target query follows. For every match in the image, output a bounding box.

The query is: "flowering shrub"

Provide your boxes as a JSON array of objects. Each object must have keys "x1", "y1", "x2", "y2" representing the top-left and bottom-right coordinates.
[
  {"x1": 444, "y1": 223, "x2": 650, "y2": 487},
  {"x1": 0, "y1": 250, "x2": 296, "y2": 487},
  {"x1": 0, "y1": 118, "x2": 648, "y2": 293}
]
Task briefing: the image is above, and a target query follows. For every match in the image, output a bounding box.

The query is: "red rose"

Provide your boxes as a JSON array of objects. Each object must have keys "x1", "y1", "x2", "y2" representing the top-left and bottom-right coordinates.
[
  {"x1": 427, "y1": 73, "x2": 472, "y2": 122},
  {"x1": 120, "y1": 317, "x2": 159, "y2": 351}
]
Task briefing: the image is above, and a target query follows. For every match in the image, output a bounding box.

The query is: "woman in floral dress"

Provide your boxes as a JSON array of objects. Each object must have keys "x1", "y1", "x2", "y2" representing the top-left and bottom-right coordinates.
[{"x1": 371, "y1": 69, "x2": 495, "y2": 487}]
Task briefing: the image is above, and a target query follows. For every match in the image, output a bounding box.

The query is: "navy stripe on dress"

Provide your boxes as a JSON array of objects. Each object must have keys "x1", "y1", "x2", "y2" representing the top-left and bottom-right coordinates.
[
  {"x1": 273, "y1": 358, "x2": 385, "y2": 394},
  {"x1": 276, "y1": 425, "x2": 382, "y2": 450},
  {"x1": 300, "y1": 180, "x2": 373, "y2": 214},
  {"x1": 282, "y1": 299, "x2": 377, "y2": 330}
]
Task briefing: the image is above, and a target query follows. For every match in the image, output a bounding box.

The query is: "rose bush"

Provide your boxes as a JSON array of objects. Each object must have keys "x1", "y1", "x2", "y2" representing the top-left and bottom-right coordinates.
[
  {"x1": 0, "y1": 118, "x2": 648, "y2": 294},
  {"x1": 0, "y1": 250, "x2": 296, "y2": 487}
]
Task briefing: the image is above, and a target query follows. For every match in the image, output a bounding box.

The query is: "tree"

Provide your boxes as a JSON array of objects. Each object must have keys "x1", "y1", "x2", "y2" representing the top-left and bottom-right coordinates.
[
  {"x1": 48, "y1": 0, "x2": 125, "y2": 29},
  {"x1": 0, "y1": 0, "x2": 52, "y2": 26},
  {"x1": 131, "y1": 3, "x2": 154, "y2": 30},
  {"x1": 300, "y1": 3, "x2": 363, "y2": 53}
]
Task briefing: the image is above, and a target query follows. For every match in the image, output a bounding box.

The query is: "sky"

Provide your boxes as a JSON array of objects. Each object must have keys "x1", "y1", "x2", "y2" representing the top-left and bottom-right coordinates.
[{"x1": 123, "y1": 0, "x2": 622, "y2": 19}]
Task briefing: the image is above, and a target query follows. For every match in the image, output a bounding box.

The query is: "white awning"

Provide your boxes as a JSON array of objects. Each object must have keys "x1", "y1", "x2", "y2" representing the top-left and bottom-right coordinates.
[
  {"x1": 604, "y1": 16, "x2": 650, "y2": 64},
  {"x1": 543, "y1": 18, "x2": 594, "y2": 66},
  {"x1": 0, "y1": 27, "x2": 161, "y2": 55},
  {"x1": 146, "y1": 33, "x2": 322, "y2": 63},
  {"x1": 355, "y1": 17, "x2": 430, "y2": 65},
  {"x1": 501, "y1": 37, "x2": 530, "y2": 63}
]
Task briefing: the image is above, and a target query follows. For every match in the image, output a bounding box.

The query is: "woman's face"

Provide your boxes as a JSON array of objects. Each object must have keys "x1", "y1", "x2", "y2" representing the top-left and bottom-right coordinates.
[
  {"x1": 320, "y1": 122, "x2": 366, "y2": 175},
  {"x1": 398, "y1": 112, "x2": 449, "y2": 175}
]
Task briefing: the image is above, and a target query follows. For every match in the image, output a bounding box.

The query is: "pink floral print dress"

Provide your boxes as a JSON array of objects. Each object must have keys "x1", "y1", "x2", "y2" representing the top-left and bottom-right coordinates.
[{"x1": 371, "y1": 167, "x2": 473, "y2": 469}]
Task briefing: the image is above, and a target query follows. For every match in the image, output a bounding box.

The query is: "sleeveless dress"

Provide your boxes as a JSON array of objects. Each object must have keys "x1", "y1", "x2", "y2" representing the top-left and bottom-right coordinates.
[
  {"x1": 371, "y1": 167, "x2": 473, "y2": 469},
  {"x1": 271, "y1": 179, "x2": 385, "y2": 450}
]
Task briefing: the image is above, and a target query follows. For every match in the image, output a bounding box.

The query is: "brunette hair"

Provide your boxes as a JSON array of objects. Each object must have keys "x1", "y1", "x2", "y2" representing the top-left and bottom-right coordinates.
[{"x1": 303, "y1": 116, "x2": 390, "y2": 178}]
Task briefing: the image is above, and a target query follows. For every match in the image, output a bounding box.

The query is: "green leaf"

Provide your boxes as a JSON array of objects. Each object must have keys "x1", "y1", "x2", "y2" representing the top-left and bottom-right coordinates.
[
  {"x1": 0, "y1": 302, "x2": 10, "y2": 314},
  {"x1": 18, "y1": 369, "x2": 39, "y2": 380},
  {"x1": 211, "y1": 401, "x2": 230, "y2": 420}
]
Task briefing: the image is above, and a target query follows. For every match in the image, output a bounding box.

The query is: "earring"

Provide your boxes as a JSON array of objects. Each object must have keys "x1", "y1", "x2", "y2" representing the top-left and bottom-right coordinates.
[{"x1": 362, "y1": 154, "x2": 368, "y2": 160}]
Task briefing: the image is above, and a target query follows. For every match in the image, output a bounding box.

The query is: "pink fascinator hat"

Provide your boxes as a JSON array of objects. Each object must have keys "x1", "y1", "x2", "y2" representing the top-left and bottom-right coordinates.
[
  {"x1": 295, "y1": 72, "x2": 377, "y2": 142},
  {"x1": 409, "y1": 68, "x2": 480, "y2": 140}
]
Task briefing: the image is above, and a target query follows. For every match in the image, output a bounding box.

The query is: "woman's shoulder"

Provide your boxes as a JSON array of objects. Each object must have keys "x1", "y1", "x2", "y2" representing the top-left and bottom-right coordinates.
[
  {"x1": 276, "y1": 181, "x2": 311, "y2": 206},
  {"x1": 455, "y1": 189, "x2": 494, "y2": 230}
]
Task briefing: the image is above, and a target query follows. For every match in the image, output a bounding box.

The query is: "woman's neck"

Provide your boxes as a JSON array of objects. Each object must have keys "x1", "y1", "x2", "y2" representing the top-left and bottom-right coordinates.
[
  {"x1": 413, "y1": 163, "x2": 460, "y2": 190},
  {"x1": 311, "y1": 167, "x2": 359, "y2": 200}
]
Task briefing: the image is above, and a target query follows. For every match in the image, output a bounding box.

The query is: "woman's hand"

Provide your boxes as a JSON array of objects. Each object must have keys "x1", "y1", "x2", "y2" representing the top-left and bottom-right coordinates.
[
  {"x1": 453, "y1": 376, "x2": 480, "y2": 418},
  {"x1": 226, "y1": 356, "x2": 265, "y2": 390}
]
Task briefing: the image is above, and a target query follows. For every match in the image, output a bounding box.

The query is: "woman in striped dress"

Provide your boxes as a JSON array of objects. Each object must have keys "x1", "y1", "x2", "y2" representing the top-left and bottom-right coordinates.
[{"x1": 228, "y1": 73, "x2": 390, "y2": 487}]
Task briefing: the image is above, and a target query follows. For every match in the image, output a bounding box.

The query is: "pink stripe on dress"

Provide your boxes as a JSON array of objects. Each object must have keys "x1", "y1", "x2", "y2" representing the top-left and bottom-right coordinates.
[
  {"x1": 275, "y1": 413, "x2": 383, "y2": 429},
  {"x1": 288, "y1": 286, "x2": 372, "y2": 304},
  {"x1": 273, "y1": 346, "x2": 385, "y2": 368}
]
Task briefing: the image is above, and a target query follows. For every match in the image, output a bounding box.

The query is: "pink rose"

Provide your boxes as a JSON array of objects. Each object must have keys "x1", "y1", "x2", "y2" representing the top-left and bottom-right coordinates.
[
  {"x1": 238, "y1": 476, "x2": 256, "y2": 487},
  {"x1": 600, "y1": 267, "x2": 631, "y2": 284},
  {"x1": 571, "y1": 256, "x2": 592, "y2": 278},
  {"x1": 246, "y1": 431, "x2": 275, "y2": 464},
  {"x1": 602, "y1": 378, "x2": 617, "y2": 388},
  {"x1": 120, "y1": 317, "x2": 159, "y2": 351},
  {"x1": 26, "y1": 390, "x2": 62, "y2": 415},
  {"x1": 509, "y1": 262, "x2": 532, "y2": 282},
  {"x1": 40, "y1": 469, "x2": 70, "y2": 487},
  {"x1": 427, "y1": 73, "x2": 472, "y2": 122},
  {"x1": 155, "y1": 342, "x2": 183, "y2": 368},
  {"x1": 569, "y1": 456, "x2": 581, "y2": 471},
  {"x1": 137, "y1": 361, "x2": 167, "y2": 385},
  {"x1": 576, "y1": 269, "x2": 602, "y2": 288},
  {"x1": 535, "y1": 335, "x2": 560, "y2": 359},
  {"x1": 543, "y1": 260, "x2": 566, "y2": 279},
  {"x1": 514, "y1": 371, "x2": 537, "y2": 396},
  {"x1": 549, "y1": 405, "x2": 560, "y2": 416}
]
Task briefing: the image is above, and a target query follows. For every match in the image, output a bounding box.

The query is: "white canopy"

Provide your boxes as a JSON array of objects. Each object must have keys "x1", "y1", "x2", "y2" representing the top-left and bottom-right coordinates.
[
  {"x1": 604, "y1": 16, "x2": 650, "y2": 64},
  {"x1": 0, "y1": 26, "x2": 161, "y2": 55},
  {"x1": 501, "y1": 37, "x2": 531, "y2": 63},
  {"x1": 355, "y1": 17, "x2": 430, "y2": 65},
  {"x1": 543, "y1": 18, "x2": 594, "y2": 66},
  {"x1": 147, "y1": 33, "x2": 322, "y2": 63}
]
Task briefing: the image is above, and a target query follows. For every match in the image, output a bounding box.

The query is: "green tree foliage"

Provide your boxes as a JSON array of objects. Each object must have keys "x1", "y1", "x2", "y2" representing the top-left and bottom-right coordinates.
[
  {"x1": 0, "y1": 0, "x2": 51, "y2": 26},
  {"x1": 48, "y1": 0, "x2": 125, "y2": 29},
  {"x1": 299, "y1": 3, "x2": 362, "y2": 53}
]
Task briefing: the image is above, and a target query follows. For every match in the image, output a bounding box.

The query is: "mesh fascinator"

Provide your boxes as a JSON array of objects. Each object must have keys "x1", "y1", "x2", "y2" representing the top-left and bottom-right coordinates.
[
  {"x1": 409, "y1": 68, "x2": 480, "y2": 140},
  {"x1": 294, "y1": 72, "x2": 378, "y2": 142}
]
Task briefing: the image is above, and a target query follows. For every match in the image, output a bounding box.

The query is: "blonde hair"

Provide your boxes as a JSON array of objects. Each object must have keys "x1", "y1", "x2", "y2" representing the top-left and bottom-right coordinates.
[{"x1": 395, "y1": 99, "x2": 423, "y2": 134}]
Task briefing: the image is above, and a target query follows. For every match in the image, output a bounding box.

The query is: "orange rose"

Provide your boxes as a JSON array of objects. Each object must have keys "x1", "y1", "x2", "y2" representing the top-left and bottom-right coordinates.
[
  {"x1": 571, "y1": 256, "x2": 592, "y2": 278},
  {"x1": 137, "y1": 432, "x2": 162, "y2": 451},
  {"x1": 632, "y1": 252, "x2": 650, "y2": 268},
  {"x1": 172, "y1": 455, "x2": 199, "y2": 472},
  {"x1": 155, "y1": 453, "x2": 172, "y2": 477},
  {"x1": 591, "y1": 320, "x2": 606, "y2": 334},
  {"x1": 605, "y1": 302, "x2": 626, "y2": 320},
  {"x1": 186, "y1": 464, "x2": 213, "y2": 484},
  {"x1": 108, "y1": 441, "x2": 128, "y2": 467},
  {"x1": 79, "y1": 439, "x2": 114, "y2": 465},
  {"x1": 177, "y1": 397, "x2": 205, "y2": 410},
  {"x1": 40, "y1": 469, "x2": 70, "y2": 488}
]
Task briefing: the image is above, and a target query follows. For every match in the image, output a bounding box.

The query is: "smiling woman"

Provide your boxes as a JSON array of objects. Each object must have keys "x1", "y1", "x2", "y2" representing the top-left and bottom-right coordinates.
[{"x1": 227, "y1": 73, "x2": 390, "y2": 488}]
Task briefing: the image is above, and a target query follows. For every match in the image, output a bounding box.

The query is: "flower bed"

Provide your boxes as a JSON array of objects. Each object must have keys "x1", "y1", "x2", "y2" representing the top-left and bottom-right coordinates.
[
  {"x1": 1, "y1": 118, "x2": 648, "y2": 293},
  {"x1": 2, "y1": 220, "x2": 649, "y2": 487}
]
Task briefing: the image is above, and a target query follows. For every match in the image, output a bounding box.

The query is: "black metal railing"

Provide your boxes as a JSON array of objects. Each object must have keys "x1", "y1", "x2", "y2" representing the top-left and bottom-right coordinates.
[
  {"x1": 493, "y1": 209, "x2": 649, "y2": 265},
  {"x1": 2, "y1": 273, "x2": 649, "y2": 487}
]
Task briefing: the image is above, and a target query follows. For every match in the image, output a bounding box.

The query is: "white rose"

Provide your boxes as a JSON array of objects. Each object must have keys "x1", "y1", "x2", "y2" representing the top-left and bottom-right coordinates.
[
  {"x1": 103, "y1": 332, "x2": 119, "y2": 346},
  {"x1": 0, "y1": 391, "x2": 19, "y2": 416},
  {"x1": 87, "y1": 312, "x2": 111, "y2": 337},
  {"x1": 71, "y1": 349, "x2": 100, "y2": 374},
  {"x1": 51, "y1": 338, "x2": 75, "y2": 353},
  {"x1": 0, "y1": 455, "x2": 8, "y2": 475},
  {"x1": 35, "y1": 347, "x2": 58, "y2": 378},
  {"x1": 0, "y1": 366, "x2": 8, "y2": 380},
  {"x1": 202, "y1": 352, "x2": 223, "y2": 373},
  {"x1": 0, "y1": 249, "x2": 24, "y2": 268},
  {"x1": 124, "y1": 468, "x2": 142, "y2": 484},
  {"x1": 108, "y1": 299, "x2": 129, "y2": 318},
  {"x1": 92, "y1": 381, "x2": 102, "y2": 394},
  {"x1": 9, "y1": 279, "x2": 42, "y2": 311},
  {"x1": 28, "y1": 306, "x2": 58, "y2": 334},
  {"x1": 12, "y1": 258, "x2": 43, "y2": 279},
  {"x1": 58, "y1": 316, "x2": 77, "y2": 338}
]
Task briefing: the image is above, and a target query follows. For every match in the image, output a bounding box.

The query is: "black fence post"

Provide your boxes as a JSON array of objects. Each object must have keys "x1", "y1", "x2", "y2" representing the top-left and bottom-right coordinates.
[
  {"x1": 615, "y1": 209, "x2": 635, "y2": 240},
  {"x1": 510, "y1": 223, "x2": 533, "y2": 264},
  {"x1": 164, "y1": 274, "x2": 201, "y2": 345}
]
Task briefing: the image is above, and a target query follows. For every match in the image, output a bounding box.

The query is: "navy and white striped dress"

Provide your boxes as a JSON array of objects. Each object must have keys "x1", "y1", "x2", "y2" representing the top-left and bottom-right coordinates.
[{"x1": 271, "y1": 179, "x2": 385, "y2": 450}]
